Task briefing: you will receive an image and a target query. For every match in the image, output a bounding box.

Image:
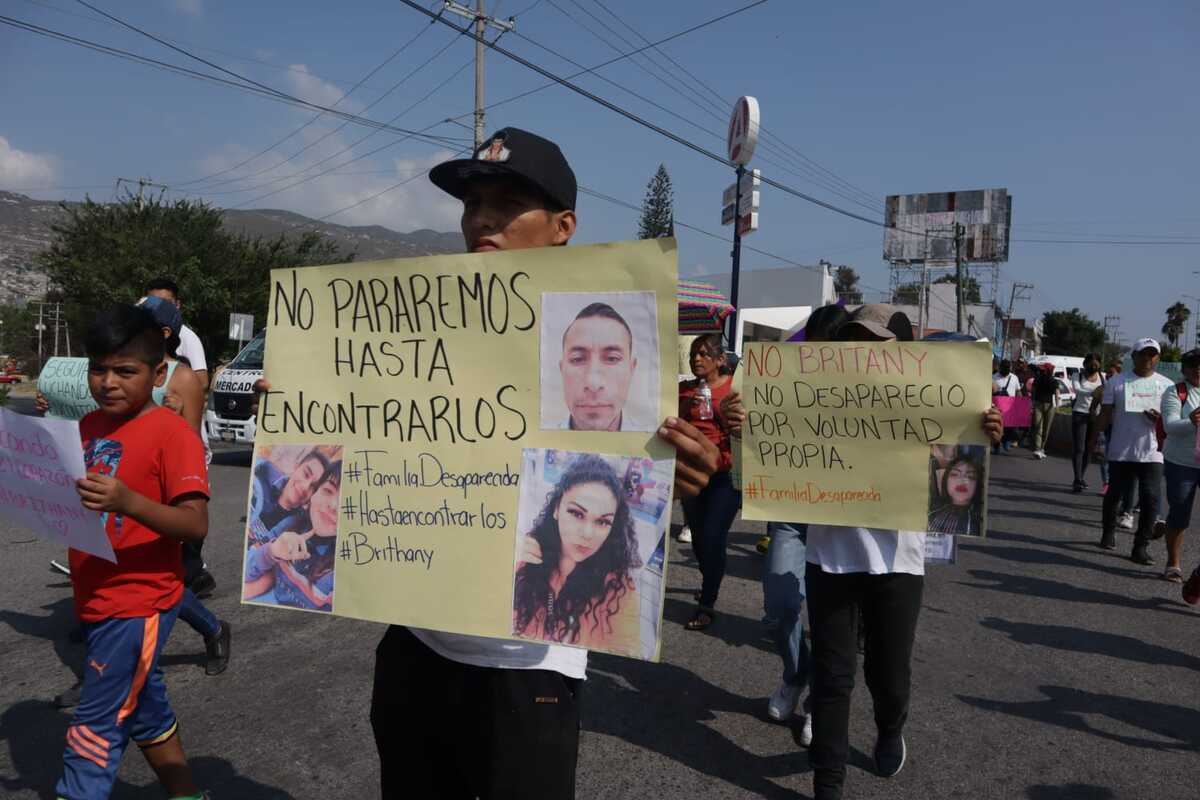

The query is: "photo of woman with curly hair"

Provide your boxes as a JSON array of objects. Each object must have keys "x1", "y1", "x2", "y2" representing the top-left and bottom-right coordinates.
[
  {"x1": 927, "y1": 445, "x2": 987, "y2": 535},
  {"x1": 512, "y1": 451, "x2": 671, "y2": 658}
]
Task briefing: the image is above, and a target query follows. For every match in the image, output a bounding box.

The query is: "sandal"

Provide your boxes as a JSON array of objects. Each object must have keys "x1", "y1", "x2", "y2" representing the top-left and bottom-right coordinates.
[
  {"x1": 685, "y1": 607, "x2": 716, "y2": 631},
  {"x1": 1164, "y1": 566, "x2": 1184, "y2": 584}
]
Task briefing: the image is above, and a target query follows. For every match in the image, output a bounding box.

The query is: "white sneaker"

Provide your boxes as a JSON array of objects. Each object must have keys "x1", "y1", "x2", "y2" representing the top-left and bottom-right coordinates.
[
  {"x1": 1118, "y1": 513, "x2": 1136, "y2": 531},
  {"x1": 1034, "y1": 450, "x2": 1047, "y2": 459},
  {"x1": 677, "y1": 526, "x2": 692, "y2": 543},
  {"x1": 799, "y1": 711, "x2": 813, "y2": 747},
  {"x1": 767, "y1": 682, "x2": 802, "y2": 721}
]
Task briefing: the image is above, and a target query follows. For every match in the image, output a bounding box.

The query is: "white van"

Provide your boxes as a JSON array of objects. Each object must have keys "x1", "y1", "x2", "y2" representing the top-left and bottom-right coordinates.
[
  {"x1": 205, "y1": 330, "x2": 264, "y2": 444},
  {"x1": 1028, "y1": 354, "x2": 1084, "y2": 381},
  {"x1": 1028, "y1": 355, "x2": 1085, "y2": 407}
]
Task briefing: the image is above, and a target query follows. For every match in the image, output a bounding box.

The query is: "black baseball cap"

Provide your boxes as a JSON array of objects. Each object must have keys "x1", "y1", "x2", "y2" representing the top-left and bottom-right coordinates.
[{"x1": 429, "y1": 127, "x2": 577, "y2": 211}]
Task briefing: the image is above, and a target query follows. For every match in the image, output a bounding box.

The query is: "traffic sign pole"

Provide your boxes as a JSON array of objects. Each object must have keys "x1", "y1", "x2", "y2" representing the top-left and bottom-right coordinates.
[{"x1": 727, "y1": 163, "x2": 745, "y2": 348}]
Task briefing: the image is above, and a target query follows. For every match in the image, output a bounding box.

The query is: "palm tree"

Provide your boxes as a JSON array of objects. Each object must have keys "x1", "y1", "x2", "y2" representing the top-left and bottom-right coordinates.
[{"x1": 1162, "y1": 301, "x2": 1191, "y2": 347}]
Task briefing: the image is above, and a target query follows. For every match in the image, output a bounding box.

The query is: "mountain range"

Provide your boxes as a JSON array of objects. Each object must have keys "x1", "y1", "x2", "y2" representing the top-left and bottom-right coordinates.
[{"x1": 0, "y1": 190, "x2": 464, "y2": 304}]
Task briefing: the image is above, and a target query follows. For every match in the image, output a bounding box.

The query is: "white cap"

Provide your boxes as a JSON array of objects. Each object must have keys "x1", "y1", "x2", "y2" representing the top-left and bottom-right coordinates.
[{"x1": 1133, "y1": 337, "x2": 1160, "y2": 353}]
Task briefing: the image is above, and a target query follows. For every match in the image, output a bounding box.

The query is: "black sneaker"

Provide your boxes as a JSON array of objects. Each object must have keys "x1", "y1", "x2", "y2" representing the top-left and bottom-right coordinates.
[
  {"x1": 1099, "y1": 533, "x2": 1117, "y2": 550},
  {"x1": 1147, "y1": 520, "x2": 1167, "y2": 541},
  {"x1": 1131, "y1": 544, "x2": 1155, "y2": 566},
  {"x1": 190, "y1": 570, "x2": 217, "y2": 598},
  {"x1": 204, "y1": 621, "x2": 231, "y2": 676},
  {"x1": 874, "y1": 733, "x2": 906, "y2": 778}
]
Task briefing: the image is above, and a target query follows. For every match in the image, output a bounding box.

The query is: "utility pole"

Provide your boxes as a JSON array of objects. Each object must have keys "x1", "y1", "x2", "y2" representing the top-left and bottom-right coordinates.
[
  {"x1": 36, "y1": 302, "x2": 44, "y2": 366},
  {"x1": 115, "y1": 176, "x2": 167, "y2": 209},
  {"x1": 441, "y1": 1, "x2": 514, "y2": 149},
  {"x1": 954, "y1": 223, "x2": 966, "y2": 333},
  {"x1": 1002, "y1": 281, "x2": 1033, "y2": 360}
]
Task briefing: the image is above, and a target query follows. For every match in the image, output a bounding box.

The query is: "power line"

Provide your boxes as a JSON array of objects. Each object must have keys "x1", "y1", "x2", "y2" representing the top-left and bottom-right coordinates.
[
  {"x1": 540, "y1": 0, "x2": 881, "y2": 214},
  {"x1": 393, "y1": 0, "x2": 943, "y2": 238},
  {"x1": 187, "y1": 32, "x2": 469, "y2": 193},
  {"x1": 0, "y1": 14, "x2": 469, "y2": 147},
  {"x1": 222, "y1": 56, "x2": 478, "y2": 209},
  {"x1": 585, "y1": 0, "x2": 882, "y2": 212},
  {"x1": 17, "y1": 0, "x2": 406, "y2": 97},
  {"x1": 192, "y1": 5, "x2": 762, "y2": 204},
  {"x1": 1013, "y1": 238, "x2": 1200, "y2": 246},
  {"x1": 172, "y1": 20, "x2": 443, "y2": 189}
]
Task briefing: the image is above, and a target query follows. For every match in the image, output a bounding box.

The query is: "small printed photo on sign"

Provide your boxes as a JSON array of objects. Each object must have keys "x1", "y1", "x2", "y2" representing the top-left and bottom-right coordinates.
[
  {"x1": 512, "y1": 448, "x2": 674, "y2": 659},
  {"x1": 539, "y1": 291, "x2": 660, "y2": 433},
  {"x1": 927, "y1": 444, "x2": 988, "y2": 536},
  {"x1": 243, "y1": 443, "x2": 345, "y2": 613}
]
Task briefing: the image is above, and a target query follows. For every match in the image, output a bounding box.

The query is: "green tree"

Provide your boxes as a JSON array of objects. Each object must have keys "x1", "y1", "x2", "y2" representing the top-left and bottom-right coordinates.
[
  {"x1": 833, "y1": 265, "x2": 862, "y2": 303},
  {"x1": 934, "y1": 274, "x2": 982, "y2": 303},
  {"x1": 1162, "y1": 301, "x2": 1190, "y2": 348},
  {"x1": 0, "y1": 302, "x2": 38, "y2": 371},
  {"x1": 1100, "y1": 341, "x2": 1130, "y2": 366},
  {"x1": 1041, "y1": 308, "x2": 1106, "y2": 356},
  {"x1": 893, "y1": 283, "x2": 921, "y2": 306},
  {"x1": 637, "y1": 164, "x2": 675, "y2": 239},
  {"x1": 1161, "y1": 344, "x2": 1183, "y2": 363},
  {"x1": 39, "y1": 192, "x2": 349, "y2": 368}
]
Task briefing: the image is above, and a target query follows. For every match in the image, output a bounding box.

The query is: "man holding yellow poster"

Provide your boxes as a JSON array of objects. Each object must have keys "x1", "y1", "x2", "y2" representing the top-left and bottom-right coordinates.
[{"x1": 249, "y1": 128, "x2": 719, "y2": 800}]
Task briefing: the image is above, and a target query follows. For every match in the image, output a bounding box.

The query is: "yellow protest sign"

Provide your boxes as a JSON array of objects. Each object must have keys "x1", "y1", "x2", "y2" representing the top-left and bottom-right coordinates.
[
  {"x1": 739, "y1": 341, "x2": 991, "y2": 534},
  {"x1": 242, "y1": 239, "x2": 678, "y2": 661}
]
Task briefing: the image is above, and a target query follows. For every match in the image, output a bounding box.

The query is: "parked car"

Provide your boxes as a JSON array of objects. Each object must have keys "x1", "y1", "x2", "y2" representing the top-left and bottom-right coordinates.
[
  {"x1": 1054, "y1": 377, "x2": 1075, "y2": 408},
  {"x1": 205, "y1": 330, "x2": 264, "y2": 444}
]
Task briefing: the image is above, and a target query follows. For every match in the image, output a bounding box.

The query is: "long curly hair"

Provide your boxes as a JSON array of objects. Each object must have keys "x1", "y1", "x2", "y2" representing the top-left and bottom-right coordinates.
[
  {"x1": 514, "y1": 454, "x2": 642, "y2": 644},
  {"x1": 929, "y1": 454, "x2": 984, "y2": 534}
]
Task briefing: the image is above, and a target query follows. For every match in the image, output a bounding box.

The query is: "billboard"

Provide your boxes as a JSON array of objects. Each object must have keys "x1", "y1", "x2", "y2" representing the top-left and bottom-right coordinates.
[{"x1": 884, "y1": 188, "x2": 1011, "y2": 264}]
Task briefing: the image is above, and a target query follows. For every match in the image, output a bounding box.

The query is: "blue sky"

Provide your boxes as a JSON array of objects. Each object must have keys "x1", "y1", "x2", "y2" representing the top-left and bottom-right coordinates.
[{"x1": 2, "y1": 0, "x2": 1198, "y2": 347}]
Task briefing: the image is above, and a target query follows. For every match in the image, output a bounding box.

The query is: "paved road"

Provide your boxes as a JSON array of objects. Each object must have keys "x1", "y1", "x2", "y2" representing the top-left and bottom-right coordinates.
[{"x1": 2, "y1": 446, "x2": 1197, "y2": 799}]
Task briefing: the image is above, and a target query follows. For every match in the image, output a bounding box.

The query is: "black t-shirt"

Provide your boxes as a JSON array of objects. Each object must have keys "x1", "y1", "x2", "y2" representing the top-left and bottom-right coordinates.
[{"x1": 1032, "y1": 371, "x2": 1058, "y2": 403}]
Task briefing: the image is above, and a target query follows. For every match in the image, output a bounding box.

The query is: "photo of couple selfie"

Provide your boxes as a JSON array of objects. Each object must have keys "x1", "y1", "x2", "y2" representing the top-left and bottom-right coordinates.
[{"x1": 243, "y1": 444, "x2": 345, "y2": 613}]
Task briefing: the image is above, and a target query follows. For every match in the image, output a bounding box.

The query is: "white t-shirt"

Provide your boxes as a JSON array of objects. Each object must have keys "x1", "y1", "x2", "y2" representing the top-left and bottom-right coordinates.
[
  {"x1": 1072, "y1": 374, "x2": 1103, "y2": 414},
  {"x1": 1102, "y1": 372, "x2": 1174, "y2": 463},
  {"x1": 176, "y1": 324, "x2": 210, "y2": 459},
  {"x1": 991, "y1": 373, "x2": 1018, "y2": 397},
  {"x1": 177, "y1": 324, "x2": 208, "y2": 374},
  {"x1": 806, "y1": 525, "x2": 926, "y2": 576},
  {"x1": 410, "y1": 629, "x2": 587, "y2": 680}
]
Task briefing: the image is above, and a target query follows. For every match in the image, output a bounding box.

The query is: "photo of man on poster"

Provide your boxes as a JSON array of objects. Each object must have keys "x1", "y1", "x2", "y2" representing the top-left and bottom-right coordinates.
[{"x1": 541, "y1": 292, "x2": 660, "y2": 432}]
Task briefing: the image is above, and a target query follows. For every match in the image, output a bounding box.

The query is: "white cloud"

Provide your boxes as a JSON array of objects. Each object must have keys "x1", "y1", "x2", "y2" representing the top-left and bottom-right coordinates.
[
  {"x1": 171, "y1": 0, "x2": 203, "y2": 18},
  {"x1": 0, "y1": 136, "x2": 57, "y2": 186},
  {"x1": 286, "y1": 64, "x2": 360, "y2": 114},
  {"x1": 194, "y1": 135, "x2": 463, "y2": 233}
]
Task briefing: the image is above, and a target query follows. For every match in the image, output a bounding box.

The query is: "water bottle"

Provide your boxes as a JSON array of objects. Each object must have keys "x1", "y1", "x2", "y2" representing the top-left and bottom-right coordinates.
[{"x1": 697, "y1": 383, "x2": 713, "y2": 421}]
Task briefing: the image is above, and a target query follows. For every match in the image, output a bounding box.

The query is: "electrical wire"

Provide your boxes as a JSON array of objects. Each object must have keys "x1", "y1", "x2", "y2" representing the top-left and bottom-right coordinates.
[
  {"x1": 222, "y1": 58, "x2": 476, "y2": 209},
  {"x1": 542, "y1": 0, "x2": 882, "y2": 215},
  {"x1": 17, "y1": 0, "x2": 402, "y2": 97},
  {"x1": 590, "y1": 0, "x2": 881, "y2": 212},
  {"x1": 187, "y1": 32, "x2": 468, "y2": 193},
  {"x1": 314, "y1": 145, "x2": 473, "y2": 222},
  {"x1": 391, "y1": 0, "x2": 952, "y2": 242},
  {"x1": 172, "y1": 22, "x2": 442, "y2": 188},
  {"x1": 0, "y1": 15, "x2": 469, "y2": 147}
]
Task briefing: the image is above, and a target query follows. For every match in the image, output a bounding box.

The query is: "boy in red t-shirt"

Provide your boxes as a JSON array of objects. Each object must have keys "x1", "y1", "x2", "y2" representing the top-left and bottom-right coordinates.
[{"x1": 57, "y1": 304, "x2": 210, "y2": 800}]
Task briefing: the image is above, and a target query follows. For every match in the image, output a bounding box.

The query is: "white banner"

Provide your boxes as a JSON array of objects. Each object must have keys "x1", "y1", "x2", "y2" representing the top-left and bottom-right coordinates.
[{"x1": 0, "y1": 408, "x2": 113, "y2": 561}]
